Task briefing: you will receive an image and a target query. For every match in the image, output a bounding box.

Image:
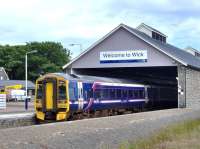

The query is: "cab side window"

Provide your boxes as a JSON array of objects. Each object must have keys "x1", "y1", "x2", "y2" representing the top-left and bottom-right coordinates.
[
  {"x1": 59, "y1": 80, "x2": 66, "y2": 100},
  {"x1": 69, "y1": 81, "x2": 77, "y2": 100},
  {"x1": 36, "y1": 83, "x2": 43, "y2": 99}
]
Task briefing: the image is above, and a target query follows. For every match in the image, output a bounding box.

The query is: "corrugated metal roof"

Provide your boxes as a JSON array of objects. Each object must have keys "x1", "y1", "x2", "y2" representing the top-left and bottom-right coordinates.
[{"x1": 0, "y1": 80, "x2": 35, "y2": 89}]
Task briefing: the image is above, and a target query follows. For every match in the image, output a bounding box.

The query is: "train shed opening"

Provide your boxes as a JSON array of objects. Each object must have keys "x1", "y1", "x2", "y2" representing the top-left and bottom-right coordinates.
[
  {"x1": 72, "y1": 66, "x2": 178, "y2": 110},
  {"x1": 63, "y1": 23, "x2": 200, "y2": 110}
]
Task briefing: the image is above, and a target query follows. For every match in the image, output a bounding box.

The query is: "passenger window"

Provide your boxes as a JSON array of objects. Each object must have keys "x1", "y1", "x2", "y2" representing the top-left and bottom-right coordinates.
[
  {"x1": 139, "y1": 90, "x2": 145, "y2": 98},
  {"x1": 94, "y1": 89, "x2": 101, "y2": 98},
  {"x1": 102, "y1": 89, "x2": 109, "y2": 98},
  {"x1": 134, "y1": 90, "x2": 139, "y2": 99},
  {"x1": 110, "y1": 89, "x2": 116, "y2": 99},
  {"x1": 69, "y1": 82, "x2": 76, "y2": 100},
  {"x1": 122, "y1": 90, "x2": 127, "y2": 98},
  {"x1": 59, "y1": 81, "x2": 66, "y2": 100},
  {"x1": 116, "y1": 89, "x2": 121, "y2": 99},
  {"x1": 128, "y1": 90, "x2": 134, "y2": 98}
]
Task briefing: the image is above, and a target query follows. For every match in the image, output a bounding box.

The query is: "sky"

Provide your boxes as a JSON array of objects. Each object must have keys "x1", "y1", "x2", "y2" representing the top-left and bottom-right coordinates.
[{"x1": 0, "y1": 0, "x2": 200, "y2": 58}]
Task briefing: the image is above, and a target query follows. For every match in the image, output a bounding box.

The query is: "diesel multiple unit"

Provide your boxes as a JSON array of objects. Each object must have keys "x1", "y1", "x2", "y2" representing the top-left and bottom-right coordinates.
[
  {"x1": 35, "y1": 73, "x2": 150, "y2": 121},
  {"x1": 35, "y1": 73, "x2": 176, "y2": 121}
]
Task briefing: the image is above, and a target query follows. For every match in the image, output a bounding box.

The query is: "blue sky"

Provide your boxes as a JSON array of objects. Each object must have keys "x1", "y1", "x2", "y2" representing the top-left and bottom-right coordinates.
[{"x1": 0, "y1": 0, "x2": 200, "y2": 58}]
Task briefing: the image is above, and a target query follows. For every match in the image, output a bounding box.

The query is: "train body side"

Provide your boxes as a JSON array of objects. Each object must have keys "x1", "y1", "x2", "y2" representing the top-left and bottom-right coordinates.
[{"x1": 68, "y1": 81, "x2": 148, "y2": 112}]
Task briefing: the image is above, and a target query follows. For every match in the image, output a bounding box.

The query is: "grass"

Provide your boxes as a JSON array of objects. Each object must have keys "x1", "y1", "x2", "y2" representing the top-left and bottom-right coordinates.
[{"x1": 119, "y1": 119, "x2": 200, "y2": 149}]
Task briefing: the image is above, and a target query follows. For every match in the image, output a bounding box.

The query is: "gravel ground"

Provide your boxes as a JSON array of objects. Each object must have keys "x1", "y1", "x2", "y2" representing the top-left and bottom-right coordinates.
[{"x1": 0, "y1": 108, "x2": 200, "y2": 149}]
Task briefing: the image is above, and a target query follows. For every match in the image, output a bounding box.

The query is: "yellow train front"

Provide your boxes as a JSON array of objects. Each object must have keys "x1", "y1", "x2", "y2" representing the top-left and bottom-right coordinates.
[{"x1": 35, "y1": 73, "x2": 70, "y2": 121}]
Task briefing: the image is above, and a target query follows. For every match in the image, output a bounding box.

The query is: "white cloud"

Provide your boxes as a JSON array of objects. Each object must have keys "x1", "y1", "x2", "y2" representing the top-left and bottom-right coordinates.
[{"x1": 0, "y1": 0, "x2": 199, "y2": 57}]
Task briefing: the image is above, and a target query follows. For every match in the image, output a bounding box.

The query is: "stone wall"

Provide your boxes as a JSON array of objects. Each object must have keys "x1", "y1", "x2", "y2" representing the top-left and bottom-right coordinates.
[
  {"x1": 0, "y1": 114, "x2": 35, "y2": 129},
  {"x1": 186, "y1": 67, "x2": 200, "y2": 108},
  {"x1": 177, "y1": 65, "x2": 186, "y2": 108},
  {"x1": 178, "y1": 65, "x2": 200, "y2": 108}
]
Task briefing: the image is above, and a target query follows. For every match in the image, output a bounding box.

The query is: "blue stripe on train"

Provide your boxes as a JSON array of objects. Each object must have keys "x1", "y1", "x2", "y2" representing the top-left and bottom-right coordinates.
[
  {"x1": 69, "y1": 100, "x2": 146, "y2": 112},
  {"x1": 94, "y1": 86, "x2": 145, "y2": 90},
  {"x1": 90, "y1": 101, "x2": 145, "y2": 110},
  {"x1": 100, "y1": 59, "x2": 147, "y2": 63}
]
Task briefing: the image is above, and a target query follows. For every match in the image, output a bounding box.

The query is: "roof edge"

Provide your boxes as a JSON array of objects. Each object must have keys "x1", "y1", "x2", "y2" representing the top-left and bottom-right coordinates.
[
  {"x1": 63, "y1": 23, "x2": 125, "y2": 69},
  {"x1": 122, "y1": 24, "x2": 187, "y2": 66},
  {"x1": 63, "y1": 23, "x2": 187, "y2": 69}
]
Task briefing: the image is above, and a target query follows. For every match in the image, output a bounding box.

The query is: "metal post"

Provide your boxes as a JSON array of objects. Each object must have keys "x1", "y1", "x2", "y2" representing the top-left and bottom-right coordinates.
[
  {"x1": 25, "y1": 54, "x2": 28, "y2": 110},
  {"x1": 25, "y1": 50, "x2": 37, "y2": 110},
  {"x1": 25, "y1": 54, "x2": 28, "y2": 98},
  {"x1": 25, "y1": 98, "x2": 28, "y2": 110}
]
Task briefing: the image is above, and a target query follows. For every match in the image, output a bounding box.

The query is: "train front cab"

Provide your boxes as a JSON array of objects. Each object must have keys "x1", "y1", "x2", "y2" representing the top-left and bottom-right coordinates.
[{"x1": 35, "y1": 75, "x2": 70, "y2": 121}]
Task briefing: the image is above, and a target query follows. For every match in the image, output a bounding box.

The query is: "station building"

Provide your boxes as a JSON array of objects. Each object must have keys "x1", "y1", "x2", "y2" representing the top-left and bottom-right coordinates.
[
  {"x1": 0, "y1": 67, "x2": 9, "y2": 81},
  {"x1": 0, "y1": 67, "x2": 35, "y2": 97},
  {"x1": 63, "y1": 23, "x2": 200, "y2": 109}
]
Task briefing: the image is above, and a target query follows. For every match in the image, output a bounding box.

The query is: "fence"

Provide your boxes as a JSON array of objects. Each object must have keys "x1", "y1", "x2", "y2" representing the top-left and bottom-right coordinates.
[{"x1": 0, "y1": 94, "x2": 6, "y2": 109}]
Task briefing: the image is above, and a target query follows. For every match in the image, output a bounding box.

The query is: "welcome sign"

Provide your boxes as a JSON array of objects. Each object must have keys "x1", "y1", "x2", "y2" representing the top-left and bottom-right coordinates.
[{"x1": 100, "y1": 50, "x2": 147, "y2": 63}]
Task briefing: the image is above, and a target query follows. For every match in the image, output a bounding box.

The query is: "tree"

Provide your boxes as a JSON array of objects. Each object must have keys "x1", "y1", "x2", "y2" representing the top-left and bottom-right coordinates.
[{"x1": 0, "y1": 42, "x2": 71, "y2": 82}]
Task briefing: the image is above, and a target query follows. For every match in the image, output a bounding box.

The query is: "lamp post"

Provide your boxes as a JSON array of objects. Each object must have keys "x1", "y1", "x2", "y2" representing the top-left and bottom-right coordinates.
[
  {"x1": 69, "y1": 43, "x2": 82, "y2": 52},
  {"x1": 25, "y1": 50, "x2": 37, "y2": 100}
]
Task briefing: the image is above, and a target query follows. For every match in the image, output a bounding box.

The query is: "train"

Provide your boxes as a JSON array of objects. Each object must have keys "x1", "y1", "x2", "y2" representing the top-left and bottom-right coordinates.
[{"x1": 35, "y1": 73, "x2": 177, "y2": 121}]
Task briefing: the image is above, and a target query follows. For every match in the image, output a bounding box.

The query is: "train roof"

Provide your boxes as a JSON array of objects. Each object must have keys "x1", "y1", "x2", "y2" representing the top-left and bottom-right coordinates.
[{"x1": 52, "y1": 73, "x2": 144, "y2": 85}]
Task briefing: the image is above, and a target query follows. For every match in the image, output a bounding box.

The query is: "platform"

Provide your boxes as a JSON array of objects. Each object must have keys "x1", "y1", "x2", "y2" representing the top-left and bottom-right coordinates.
[
  {"x1": 0, "y1": 101, "x2": 34, "y2": 114},
  {"x1": 0, "y1": 101, "x2": 35, "y2": 128},
  {"x1": 0, "y1": 108, "x2": 199, "y2": 149}
]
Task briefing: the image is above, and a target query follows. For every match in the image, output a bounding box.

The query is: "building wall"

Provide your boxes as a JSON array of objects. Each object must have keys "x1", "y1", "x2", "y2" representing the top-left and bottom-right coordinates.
[
  {"x1": 186, "y1": 67, "x2": 200, "y2": 108},
  {"x1": 70, "y1": 28, "x2": 176, "y2": 69},
  {"x1": 178, "y1": 65, "x2": 200, "y2": 108},
  {"x1": 177, "y1": 65, "x2": 186, "y2": 108}
]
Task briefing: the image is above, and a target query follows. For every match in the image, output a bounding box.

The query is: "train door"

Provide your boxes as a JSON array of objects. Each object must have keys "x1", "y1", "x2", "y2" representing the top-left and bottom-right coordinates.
[
  {"x1": 46, "y1": 82, "x2": 53, "y2": 110},
  {"x1": 42, "y1": 78, "x2": 57, "y2": 112},
  {"x1": 77, "y1": 82, "x2": 84, "y2": 110}
]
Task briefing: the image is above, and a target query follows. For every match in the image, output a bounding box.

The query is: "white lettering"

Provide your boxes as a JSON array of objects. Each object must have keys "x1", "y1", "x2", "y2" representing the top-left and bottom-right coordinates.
[{"x1": 100, "y1": 50, "x2": 147, "y2": 63}]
